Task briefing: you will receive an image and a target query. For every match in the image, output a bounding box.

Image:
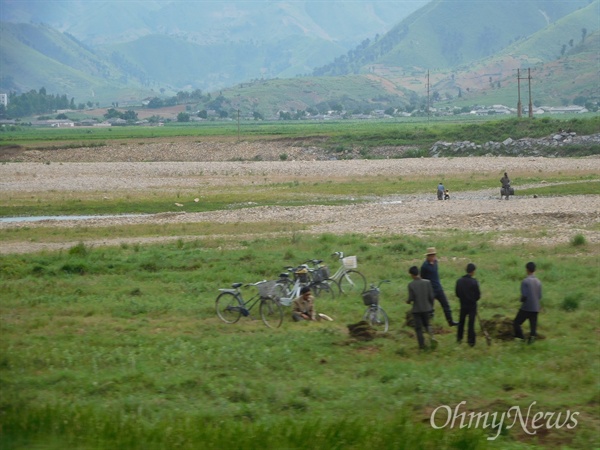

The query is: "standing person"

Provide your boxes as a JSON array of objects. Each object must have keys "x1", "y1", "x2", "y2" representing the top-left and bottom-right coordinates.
[
  {"x1": 500, "y1": 172, "x2": 511, "y2": 200},
  {"x1": 292, "y1": 286, "x2": 317, "y2": 322},
  {"x1": 437, "y1": 182, "x2": 445, "y2": 200},
  {"x1": 455, "y1": 263, "x2": 481, "y2": 347},
  {"x1": 406, "y1": 266, "x2": 436, "y2": 350},
  {"x1": 514, "y1": 262, "x2": 542, "y2": 343},
  {"x1": 421, "y1": 247, "x2": 458, "y2": 326}
]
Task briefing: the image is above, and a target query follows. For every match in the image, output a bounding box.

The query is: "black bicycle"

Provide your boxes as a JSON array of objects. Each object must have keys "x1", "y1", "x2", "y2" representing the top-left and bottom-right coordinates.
[{"x1": 215, "y1": 280, "x2": 283, "y2": 328}]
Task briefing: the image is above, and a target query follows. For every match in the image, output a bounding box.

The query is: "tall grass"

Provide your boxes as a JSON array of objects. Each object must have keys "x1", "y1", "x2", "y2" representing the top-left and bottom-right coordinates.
[{"x1": 1, "y1": 232, "x2": 598, "y2": 449}]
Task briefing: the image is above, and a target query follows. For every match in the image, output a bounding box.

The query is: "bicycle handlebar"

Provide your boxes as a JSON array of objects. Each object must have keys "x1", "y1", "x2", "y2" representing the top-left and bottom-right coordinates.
[
  {"x1": 304, "y1": 259, "x2": 323, "y2": 265},
  {"x1": 368, "y1": 279, "x2": 391, "y2": 290},
  {"x1": 244, "y1": 280, "x2": 268, "y2": 288}
]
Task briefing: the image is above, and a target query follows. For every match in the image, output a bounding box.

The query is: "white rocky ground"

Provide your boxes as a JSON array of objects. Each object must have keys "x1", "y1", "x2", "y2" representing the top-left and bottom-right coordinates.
[{"x1": 1, "y1": 144, "x2": 599, "y2": 254}]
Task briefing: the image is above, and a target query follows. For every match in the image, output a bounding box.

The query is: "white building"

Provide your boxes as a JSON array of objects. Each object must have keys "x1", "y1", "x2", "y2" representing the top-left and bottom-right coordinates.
[{"x1": 0, "y1": 93, "x2": 7, "y2": 107}]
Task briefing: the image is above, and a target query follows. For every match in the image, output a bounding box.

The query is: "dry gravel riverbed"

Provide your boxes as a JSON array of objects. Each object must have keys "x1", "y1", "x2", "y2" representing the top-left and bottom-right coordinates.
[{"x1": 1, "y1": 151, "x2": 599, "y2": 254}]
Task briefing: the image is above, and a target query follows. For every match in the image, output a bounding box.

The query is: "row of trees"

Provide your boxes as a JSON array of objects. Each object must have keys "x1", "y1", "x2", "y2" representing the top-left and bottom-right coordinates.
[{"x1": 0, "y1": 88, "x2": 75, "y2": 118}]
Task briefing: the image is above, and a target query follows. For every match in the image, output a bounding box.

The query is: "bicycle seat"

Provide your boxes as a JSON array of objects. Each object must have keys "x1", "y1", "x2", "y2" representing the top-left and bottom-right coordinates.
[
  {"x1": 279, "y1": 273, "x2": 290, "y2": 278},
  {"x1": 231, "y1": 282, "x2": 243, "y2": 289}
]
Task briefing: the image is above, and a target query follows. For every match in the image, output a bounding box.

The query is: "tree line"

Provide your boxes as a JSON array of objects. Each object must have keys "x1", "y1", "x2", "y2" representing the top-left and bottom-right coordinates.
[{"x1": 0, "y1": 88, "x2": 75, "y2": 119}]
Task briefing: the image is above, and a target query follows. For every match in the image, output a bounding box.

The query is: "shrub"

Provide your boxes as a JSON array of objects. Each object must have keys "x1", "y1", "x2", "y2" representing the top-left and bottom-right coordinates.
[
  {"x1": 571, "y1": 233, "x2": 586, "y2": 246},
  {"x1": 561, "y1": 293, "x2": 581, "y2": 311},
  {"x1": 68, "y1": 242, "x2": 88, "y2": 256}
]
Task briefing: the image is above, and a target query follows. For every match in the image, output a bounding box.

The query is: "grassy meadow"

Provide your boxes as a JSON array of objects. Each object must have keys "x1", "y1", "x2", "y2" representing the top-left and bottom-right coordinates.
[
  {"x1": 1, "y1": 230, "x2": 599, "y2": 449},
  {"x1": 1, "y1": 118, "x2": 599, "y2": 449},
  {"x1": 1, "y1": 192, "x2": 599, "y2": 449}
]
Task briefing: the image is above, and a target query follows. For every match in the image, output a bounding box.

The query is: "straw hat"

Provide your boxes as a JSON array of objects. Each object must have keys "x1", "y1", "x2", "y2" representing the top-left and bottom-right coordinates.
[{"x1": 425, "y1": 247, "x2": 437, "y2": 256}]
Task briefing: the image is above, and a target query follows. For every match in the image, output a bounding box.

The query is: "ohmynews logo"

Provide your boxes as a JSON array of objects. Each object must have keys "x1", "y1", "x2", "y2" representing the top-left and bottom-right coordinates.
[{"x1": 430, "y1": 401, "x2": 579, "y2": 441}]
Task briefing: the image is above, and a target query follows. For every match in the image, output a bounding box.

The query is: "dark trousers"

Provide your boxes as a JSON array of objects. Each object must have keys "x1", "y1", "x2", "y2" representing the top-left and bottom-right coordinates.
[
  {"x1": 457, "y1": 303, "x2": 477, "y2": 346},
  {"x1": 413, "y1": 312, "x2": 431, "y2": 349},
  {"x1": 434, "y1": 289, "x2": 455, "y2": 325},
  {"x1": 514, "y1": 309, "x2": 538, "y2": 339}
]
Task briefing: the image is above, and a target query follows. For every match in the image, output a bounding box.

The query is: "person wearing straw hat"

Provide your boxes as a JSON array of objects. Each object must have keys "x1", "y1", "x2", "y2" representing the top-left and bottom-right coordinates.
[{"x1": 420, "y1": 247, "x2": 458, "y2": 327}]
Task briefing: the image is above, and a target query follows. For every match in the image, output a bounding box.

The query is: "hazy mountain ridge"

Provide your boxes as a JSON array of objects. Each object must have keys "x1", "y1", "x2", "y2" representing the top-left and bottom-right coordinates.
[
  {"x1": 314, "y1": 0, "x2": 595, "y2": 76},
  {"x1": 0, "y1": 0, "x2": 597, "y2": 113},
  {"x1": 0, "y1": 0, "x2": 429, "y2": 100}
]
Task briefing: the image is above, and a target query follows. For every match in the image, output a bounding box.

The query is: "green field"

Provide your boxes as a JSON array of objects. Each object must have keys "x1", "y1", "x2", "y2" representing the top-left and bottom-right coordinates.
[
  {"x1": 1, "y1": 115, "x2": 599, "y2": 151},
  {"x1": 1, "y1": 230, "x2": 599, "y2": 449},
  {"x1": 1, "y1": 118, "x2": 599, "y2": 449}
]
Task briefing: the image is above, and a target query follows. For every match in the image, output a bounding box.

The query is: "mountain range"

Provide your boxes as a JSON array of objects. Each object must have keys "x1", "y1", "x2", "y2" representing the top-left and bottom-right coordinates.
[{"x1": 0, "y1": 0, "x2": 598, "y2": 114}]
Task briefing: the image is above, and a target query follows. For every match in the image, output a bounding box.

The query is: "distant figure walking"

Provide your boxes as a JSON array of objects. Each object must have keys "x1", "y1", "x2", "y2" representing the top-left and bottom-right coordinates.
[
  {"x1": 444, "y1": 189, "x2": 450, "y2": 200},
  {"x1": 500, "y1": 172, "x2": 511, "y2": 200},
  {"x1": 437, "y1": 182, "x2": 445, "y2": 200}
]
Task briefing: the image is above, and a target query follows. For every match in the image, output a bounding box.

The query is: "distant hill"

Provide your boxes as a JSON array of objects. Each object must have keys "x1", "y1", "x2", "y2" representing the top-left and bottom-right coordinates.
[
  {"x1": 210, "y1": 1, "x2": 599, "y2": 117},
  {"x1": 0, "y1": 0, "x2": 428, "y2": 102},
  {"x1": 314, "y1": 0, "x2": 594, "y2": 75},
  {"x1": 0, "y1": 0, "x2": 597, "y2": 114}
]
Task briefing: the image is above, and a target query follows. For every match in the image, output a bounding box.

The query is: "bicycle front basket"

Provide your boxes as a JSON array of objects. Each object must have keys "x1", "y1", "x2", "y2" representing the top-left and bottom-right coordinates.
[
  {"x1": 342, "y1": 255, "x2": 357, "y2": 269},
  {"x1": 312, "y1": 266, "x2": 330, "y2": 283},
  {"x1": 257, "y1": 280, "x2": 277, "y2": 299},
  {"x1": 362, "y1": 289, "x2": 379, "y2": 306}
]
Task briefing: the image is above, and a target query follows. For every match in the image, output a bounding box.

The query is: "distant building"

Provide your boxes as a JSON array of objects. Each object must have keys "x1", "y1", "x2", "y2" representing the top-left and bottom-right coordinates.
[{"x1": 0, "y1": 93, "x2": 7, "y2": 107}]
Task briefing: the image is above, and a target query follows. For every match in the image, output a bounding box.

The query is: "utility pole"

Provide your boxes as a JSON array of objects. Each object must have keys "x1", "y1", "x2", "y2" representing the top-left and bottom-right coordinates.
[
  {"x1": 237, "y1": 109, "x2": 240, "y2": 141},
  {"x1": 517, "y1": 69, "x2": 522, "y2": 118},
  {"x1": 527, "y1": 68, "x2": 533, "y2": 118},
  {"x1": 427, "y1": 70, "x2": 430, "y2": 123},
  {"x1": 517, "y1": 68, "x2": 533, "y2": 118}
]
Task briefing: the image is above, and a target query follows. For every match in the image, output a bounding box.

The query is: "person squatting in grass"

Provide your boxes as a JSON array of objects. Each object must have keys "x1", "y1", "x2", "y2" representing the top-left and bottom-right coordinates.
[
  {"x1": 455, "y1": 263, "x2": 481, "y2": 347},
  {"x1": 421, "y1": 247, "x2": 459, "y2": 327},
  {"x1": 406, "y1": 265, "x2": 437, "y2": 350},
  {"x1": 292, "y1": 286, "x2": 317, "y2": 321},
  {"x1": 514, "y1": 261, "x2": 542, "y2": 344}
]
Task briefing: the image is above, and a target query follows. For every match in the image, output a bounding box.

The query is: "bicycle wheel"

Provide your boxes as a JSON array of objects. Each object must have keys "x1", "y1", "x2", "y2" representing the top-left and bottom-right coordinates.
[
  {"x1": 260, "y1": 298, "x2": 284, "y2": 329},
  {"x1": 338, "y1": 269, "x2": 367, "y2": 295},
  {"x1": 216, "y1": 292, "x2": 242, "y2": 324},
  {"x1": 363, "y1": 305, "x2": 389, "y2": 333},
  {"x1": 312, "y1": 281, "x2": 335, "y2": 300},
  {"x1": 323, "y1": 278, "x2": 341, "y2": 296},
  {"x1": 271, "y1": 282, "x2": 291, "y2": 304}
]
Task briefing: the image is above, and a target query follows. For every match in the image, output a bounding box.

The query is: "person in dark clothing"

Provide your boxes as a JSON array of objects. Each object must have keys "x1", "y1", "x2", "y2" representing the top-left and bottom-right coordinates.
[
  {"x1": 421, "y1": 247, "x2": 458, "y2": 326},
  {"x1": 514, "y1": 261, "x2": 542, "y2": 343},
  {"x1": 455, "y1": 263, "x2": 481, "y2": 347},
  {"x1": 406, "y1": 266, "x2": 436, "y2": 350},
  {"x1": 500, "y1": 172, "x2": 511, "y2": 200}
]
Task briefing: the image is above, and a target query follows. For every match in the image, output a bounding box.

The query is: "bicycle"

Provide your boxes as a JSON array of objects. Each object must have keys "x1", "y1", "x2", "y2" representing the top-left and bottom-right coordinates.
[
  {"x1": 215, "y1": 280, "x2": 283, "y2": 328},
  {"x1": 301, "y1": 259, "x2": 338, "y2": 300},
  {"x1": 361, "y1": 280, "x2": 391, "y2": 332},
  {"x1": 327, "y1": 251, "x2": 367, "y2": 295},
  {"x1": 272, "y1": 265, "x2": 335, "y2": 306}
]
